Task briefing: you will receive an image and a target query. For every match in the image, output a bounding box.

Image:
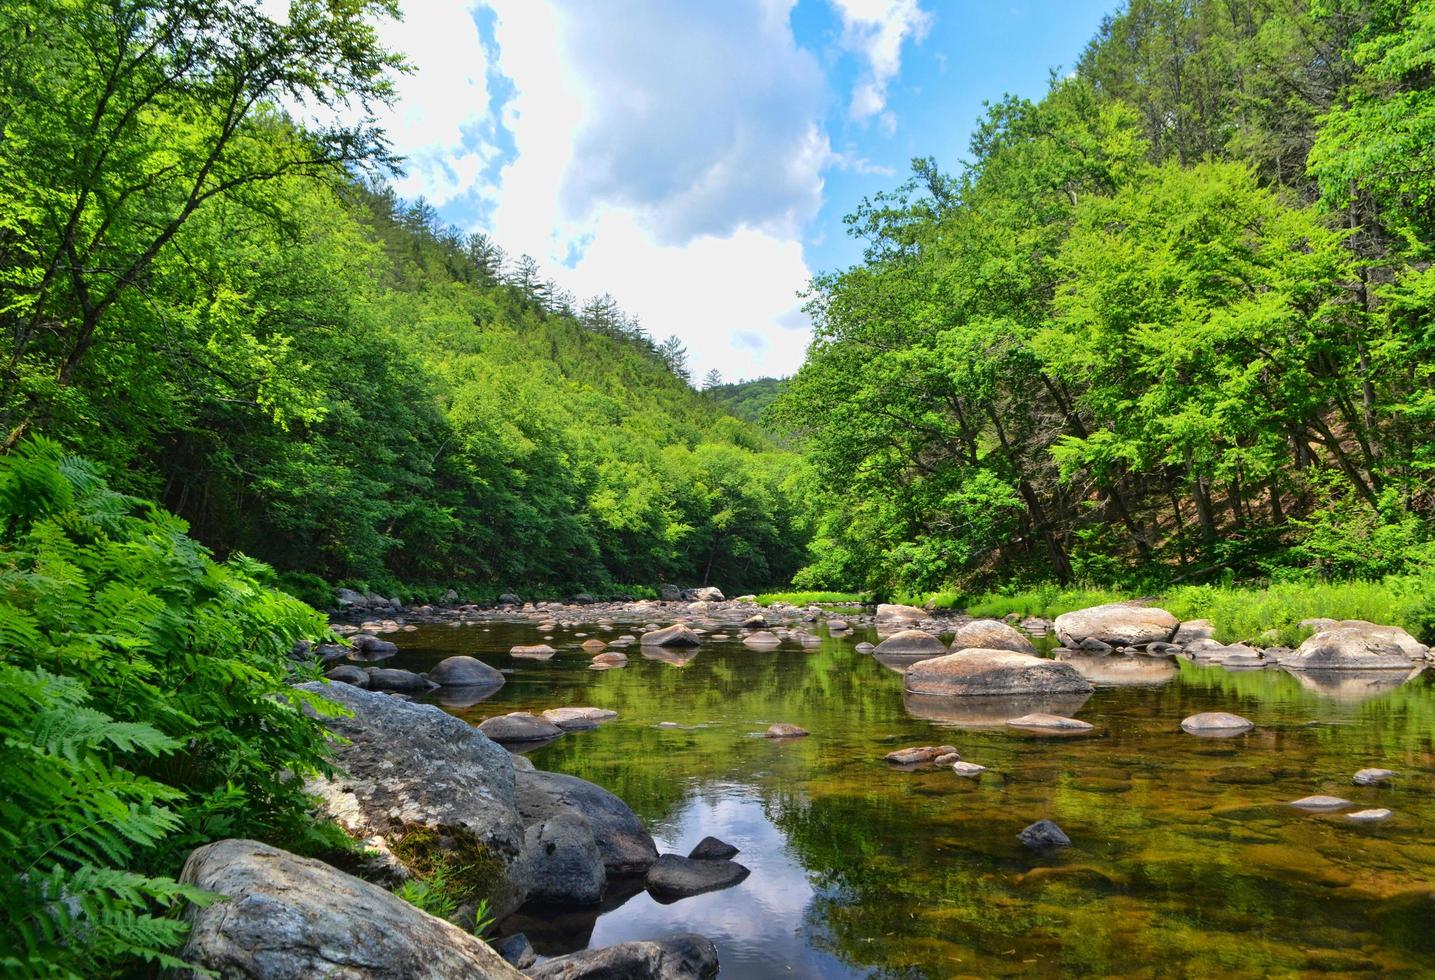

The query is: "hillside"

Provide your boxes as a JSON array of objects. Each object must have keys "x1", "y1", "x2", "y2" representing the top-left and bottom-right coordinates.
[{"x1": 706, "y1": 377, "x2": 786, "y2": 428}]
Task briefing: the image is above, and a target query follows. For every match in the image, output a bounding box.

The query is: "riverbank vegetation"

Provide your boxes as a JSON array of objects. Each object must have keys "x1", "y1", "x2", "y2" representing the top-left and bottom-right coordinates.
[{"x1": 776, "y1": 0, "x2": 1435, "y2": 599}]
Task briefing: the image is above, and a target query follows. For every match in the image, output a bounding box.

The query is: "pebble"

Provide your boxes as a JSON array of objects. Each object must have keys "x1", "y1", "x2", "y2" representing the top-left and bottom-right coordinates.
[{"x1": 1353, "y1": 768, "x2": 1397, "y2": 786}]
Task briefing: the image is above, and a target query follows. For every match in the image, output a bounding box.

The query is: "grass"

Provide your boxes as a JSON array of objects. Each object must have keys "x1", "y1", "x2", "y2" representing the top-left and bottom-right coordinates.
[
  {"x1": 964, "y1": 584, "x2": 1124, "y2": 621},
  {"x1": 755, "y1": 591, "x2": 869, "y2": 607}
]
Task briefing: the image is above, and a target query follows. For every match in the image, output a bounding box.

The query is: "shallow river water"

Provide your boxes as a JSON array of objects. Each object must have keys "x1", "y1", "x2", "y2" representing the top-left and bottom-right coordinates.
[{"x1": 386, "y1": 617, "x2": 1434, "y2": 978}]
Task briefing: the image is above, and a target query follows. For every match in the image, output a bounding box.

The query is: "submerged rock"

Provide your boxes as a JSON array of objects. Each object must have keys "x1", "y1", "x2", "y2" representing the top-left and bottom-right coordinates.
[
  {"x1": 178, "y1": 839, "x2": 524, "y2": 978},
  {"x1": 1353, "y1": 767, "x2": 1397, "y2": 786},
  {"x1": 641, "y1": 623, "x2": 702, "y2": 647},
  {"x1": 493, "y1": 933, "x2": 536, "y2": 969},
  {"x1": 480, "y1": 712, "x2": 565, "y2": 744},
  {"x1": 904, "y1": 649, "x2": 1093, "y2": 698},
  {"x1": 950, "y1": 618, "x2": 1037, "y2": 655},
  {"x1": 427, "y1": 654, "x2": 505, "y2": 688},
  {"x1": 1018, "y1": 819, "x2": 1071, "y2": 850},
  {"x1": 688, "y1": 836, "x2": 740, "y2": 860},
  {"x1": 323, "y1": 664, "x2": 369, "y2": 687},
  {"x1": 904, "y1": 690, "x2": 1092, "y2": 728},
  {"x1": 542, "y1": 707, "x2": 618, "y2": 730},
  {"x1": 511, "y1": 644, "x2": 558, "y2": 659},
  {"x1": 347, "y1": 633, "x2": 399, "y2": 661},
  {"x1": 1005, "y1": 713, "x2": 1094, "y2": 734},
  {"x1": 855, "y1": 642, "x2": 876, "y2": 653},
  {"x1": 1288, "y1": 795, "x2": 1353, "y2": 811},
  {"x1": 765, "y1": 723, "x2": 809, "y2": 738},
  {"x1": 1053, "y1": 603, "x2": 1179, "y2": 649},
  {"x1": 873, "y1": 629, "x2": 947, "y2": 656},
  {"x1": 645, "y1": 854, "x2": 751, "y2": 903},
  {"x1": 365, "y1": 667, "x2": 433, "y2": 692},
  {"x1": 742, "y1": 630, "x2": 783, "y2": 649},
  {"x1": 527, "y1": 933, "x2": 720, "y2": 979},
  {"x1": 1179, "y1": 711, "x2": 1254, "y2": 736},
  {"x1": 951, "y1": 761, "x2": 988, "y2": 778},
  {"x1": 1346, "y1": 808, "x2": 1393, "y2": 823},
  {"x1": 885, "y1": 744, "x2": 959, "y2": 766},
  {"x1": 589, "y1": 652, "x2": 629, "y2": 669}
]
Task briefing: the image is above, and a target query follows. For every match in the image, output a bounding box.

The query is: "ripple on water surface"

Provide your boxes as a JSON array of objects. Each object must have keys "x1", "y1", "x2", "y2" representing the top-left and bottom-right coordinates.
[{"x1": 386, "y1": 618, "x2": 1435, "y2": 978}]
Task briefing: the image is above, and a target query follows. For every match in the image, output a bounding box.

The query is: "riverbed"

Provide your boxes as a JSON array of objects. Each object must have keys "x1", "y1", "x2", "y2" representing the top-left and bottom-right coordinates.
[{"x1": 385, "y1": 616, "x2": 1434, "y2": 977}]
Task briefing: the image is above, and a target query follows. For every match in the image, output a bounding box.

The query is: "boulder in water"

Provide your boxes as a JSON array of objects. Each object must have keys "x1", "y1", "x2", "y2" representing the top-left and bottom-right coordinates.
[
  {"x1": 1005, "y1": 713, "x2": 1094, "y2": 734},
  {"x1": 885, "y1": 745, "x2": 959, "y2": 766},
  {"x1": 905, "y1": 649, "x2": 1093, "y2": 697},
  {"x1": 427, "y1": 655, "x2": 504, "y2": 688},
  {"x1": 641, "y1": 623, "x2": 702, "y2": 647},
  {"x1": 1053, "y1": 603, "x2": 1179, "y2": 649},
  {"x1": 645, "y1": 854, "x2": 751, "y2": 903},
  {"x1": 1288, "y1": 795, "x2": 1352, "y2": 811},
  {"x1": 541, "y1": 706, "x2": 618, "y2": 730},
  {"x1": 527, "y1": 933, "x2": 720, "y2": 980},
  {"x1": 1180, "y1": 712, "x2": 1254, "y2": 736},
  {"x1": 1018, "y1": 820, "x2": 1071, "y2": 850},
  {"x1": 1281, "y1": 624, "x2": 1417, "y2": 670},
  {"x1": 875, "y1": 603, "x2": 927, "y2": 624},
  {"x1": 874, "y1": 629, "x2": 947, "y2": 656},
  {"x1": 688, "y1": 836, "x2": 740, "y2": 860},
  {"x1": 480, "y1": 712, "x2": 565, "y2": 744},
  {"x1": 764, "y1": 723, "x2": 809, "y2": 738},
  {"x1": 516, "y1": 770, "x2": 658, "y2": 875},
  {"x1": 516, "y1": 811, "x2": 607, "y2": 907},
  {"x1": 950, "y1": 619, "x2": 1037, "y2": 655},
  {"x1": 1353, "y1": 768, "x2": 1397, "y2": 786}
]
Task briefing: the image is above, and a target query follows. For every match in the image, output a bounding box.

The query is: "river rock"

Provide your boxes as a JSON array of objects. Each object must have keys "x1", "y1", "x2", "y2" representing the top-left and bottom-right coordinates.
[
  {"x1": 590, "y1": 652, "x2": 628, "y2": 669},
  {"x1": 875, "y1": 603, "x2": 927, "y2": 624},
  {"x1": 527, "y1": 934, "x2": 720, "y2": 979},
  {"x1": 885, "y1": 745, "x2": 959, "y2": 766},
  {"x1": 904, "y1": 649, "x2": 1093, "y2": 697},
  {"x1": 950, "y1": 619, "x2": 1037, "y2": 655},
  {"x1": 512, "y1": 644, "x2": 558, "y2": 660},
  {"x1": 742, "y1": 631, "x2": 783, "y2": 649},
  {"x1": 581, "y1": 638, "x2": 608, "y2": 653},
  {"x1": 497, "y1": 592, "x2": 522, "y2": 605},
  {"x1": 516, "y1": 811, "x2": 607, "y2": 906},
  {"x1": 1018, "y1": 819, "x2": 1071, "y2": 850},
  {"x1": 178, "y1": 839, "x2": 524, "y2": 979},
  {"x1": 480, "y1": 712, "x2": 564, "y2": 744},
  {"x1": 493, "y1": 933, "x2": 536, "y2": 969},
  {"x1": 1053, "y1": 603, "x2": 1179, "y2": 649},
  {"x1": 335, "y1": 586, "x2": 367, "y2": 607},
  {"x1": 686, "y1": 586, "x2": 725, "y2": 602},
  {"x1": 1006, "y1": 713, "x2": 1094, "y2": 734},
  {"x1": 323, "y1": 664, "x2": 369, "y2": 687},
  {"x1": 855, "y1": 642, "x2": 875, "y2": 653},
  {"x1": 645, "y1": 854, "x2": 751, "y2": 903},
  {"x1": 951, "y1": 761, "x2": 988, "y2": 778},
  {"x1": 542, "y1": 707, "x2": 618, "y2": 730},
  {"x1": 516, "y1": 770, "x2": 658, "y2": 874},
  {"x1": 365, "y1": 667, "x2": 433, "y2": 692},
  {"x1": 1288, "y1": 795, "x2": 1353, "y2": 811},
  {"x1": 688, "y1": 836, "x2": 740, "y2": 860},
  {"x1": 874, "y1": 629, "x2": 947, "y2": 656},
  {"x1": 348, "y1": 633, "x2": 399, "y2": 662},
  {"x1": 1353, "y1": 768, "x2": 1397, "y2": 786},
  {"x1": 641, "y1": 623, "x2": 702, "y2": 647},
  {"x1": 1346, "y1": 808, "x2": 1393, "y2": 823},
  {"x1": 1282, "y1": 623, "x2": 1418, "y2": 670},
  {"x1": 1180, "y1": 711, "x2": 1254, "y2": 736},
  {"x1": 312, "y1": 642, "x2": 348, "y2": 663},
  {"x1": 765, "y1": 723, "x2": 808, "y2": 738},
  {"x1": 427, "y1": 655, "x2": 505, "y2": 688}
]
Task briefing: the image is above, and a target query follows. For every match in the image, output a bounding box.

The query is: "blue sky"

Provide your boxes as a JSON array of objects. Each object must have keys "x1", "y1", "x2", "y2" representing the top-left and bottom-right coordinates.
[{"x1": 315, "y1": 1, "x2": 1119, "y2": 381}]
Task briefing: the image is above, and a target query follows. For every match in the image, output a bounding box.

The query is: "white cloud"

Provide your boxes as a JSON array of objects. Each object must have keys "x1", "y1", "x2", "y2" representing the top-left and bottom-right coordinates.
[{"x1": 828, "y1": 0, "x2": 933, "y2": 122}]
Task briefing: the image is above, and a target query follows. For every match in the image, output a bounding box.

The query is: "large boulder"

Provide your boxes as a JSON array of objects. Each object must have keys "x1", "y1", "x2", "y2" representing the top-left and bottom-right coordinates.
[
  {"x1": 335, "y1": 587, "x2": 367, "y2": 607},
  {"x1": 873, "y1": 629, "x2": 947, "y2": 656},
  {"x1": 348, "y1": 633, "x2": 399, "y2": 662},
  {"x1": 516, "y1": 770, "x2": 658, "y2": 875},
  {"x1": 527, "y1": 934, "x2": 719, "y2": 980},
  {"x1": 1053, "y1": 603, "x2": 1179, "y2": 649},
  {"x1": 659, "y1": 583, "x2": 685, "y2": 601},
  {"x1": 950, "y1": 619, "x2": 1037, "y2": 655},
  {"x1": 479, "y1": 712, "x2": 565, "y2": 744},
  {"x1": 904, "y1": 649, "x2": 1093, "y2": 698},
  {"x1": 1281, "y1": 623, "x2": 1420, "y2": 670},
  {"x1": 640, "y1": 623, "x2": 702, "y2": 647},
  {"x1": 179, "y1": 838, "x2": 524, "y2": 979},
  {"x1": 293, "y1": 681, "x2": 526, "y2": 912},
  {"x1": 365, "y1": 667, "x2": 432, "y2": 692},
  {"x1": 428, "y1": 655, "x2": 505, "y2": 688},
  {"x1": 516, "y1": 811, "x2": 607, "y2": 907},
  {"x1": 685, "y1": 586, "x2": 725, "y2": 602},
  {"x1": 875, "y1": 603, "x2": 927, "y2": 625},
  {"x1": 644, "y1": 854, "x2": 751, "y2": 903}
]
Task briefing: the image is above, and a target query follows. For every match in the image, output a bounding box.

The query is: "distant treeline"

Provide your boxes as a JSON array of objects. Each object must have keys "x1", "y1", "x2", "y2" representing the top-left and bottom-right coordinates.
[{"x1": 777, "y1": 0, "x2": 1435, "y2": 594}]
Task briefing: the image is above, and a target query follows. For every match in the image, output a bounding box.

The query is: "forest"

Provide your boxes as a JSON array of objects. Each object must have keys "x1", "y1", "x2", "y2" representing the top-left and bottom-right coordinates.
[{"x1": 777, "y1": 0, "x2": 1435, "y2": 597}]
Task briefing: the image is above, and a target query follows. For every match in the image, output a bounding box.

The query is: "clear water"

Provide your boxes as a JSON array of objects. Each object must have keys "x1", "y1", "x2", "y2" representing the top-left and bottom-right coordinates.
[{"x1": 388, "y1": 618, "x2": 1435, "y2": 978}]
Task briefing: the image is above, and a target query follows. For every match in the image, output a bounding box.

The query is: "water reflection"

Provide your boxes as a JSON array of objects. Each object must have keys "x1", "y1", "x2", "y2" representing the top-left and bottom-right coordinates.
[
  {"x1": 903, "y1": 690, "x2": 1094, "y2": 727},
  {"x1": 1054, "y1": 652, "x2": 1178, "y2": 687},
  {"x1": 1284, "y1": 666, "x2": 1423, "y2": 701}
]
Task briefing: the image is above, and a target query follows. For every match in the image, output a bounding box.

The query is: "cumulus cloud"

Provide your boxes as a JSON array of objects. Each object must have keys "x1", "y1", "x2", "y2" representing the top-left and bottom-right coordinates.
[{"x1": 828, "y1": 0, "x2": 933, "y2": 122}]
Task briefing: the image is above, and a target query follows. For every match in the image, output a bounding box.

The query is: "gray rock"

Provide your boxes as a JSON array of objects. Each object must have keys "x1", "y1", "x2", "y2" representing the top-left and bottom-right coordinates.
[
  {"x1": 874, "y1": 629, "x2": 947, "y2": 656},
  {"x1": 293, "y1": 682, "x2": 527, "y2": 913},
  {"x1": 641, "y1": 623, "x2": 702, "y2": 647},
  {"x1": 875, "y1": 603, "x2": 927, "y2": 624},
  {"x1": 742, "y1": 630, "x2": 782, "y2": 648},
  {"x1": 1346, "y1": 808, "x2": 1393, "y2": 823},
  {"x1": 827, "y1": 618, "x2": 850, "y2": 631},
  {"x1": 348, "y1": 633, "x2": 399, "y2": 662},
  {"x1": 1180, "y1": 711, "x2": 1254, "y2": 736},
  {"x1": 1288, "y1": 795, "x2": 1353, "y2": 811},
  {"x1": 527, "y1": 934, "x2": 719, "y2": 980},
  {"x1": 1282, "y1": 624, "x2": 1418, "y2": 670},
  {"x1": 493, "y1": 933, "x2": 536, "y2": 969},
  {"x1": 685, "y1": 586, "x2": 725, "y2": 602},
  {"x1": 764, "y1": 723, "x2": 808, "y2": 738},
  {"x1": 659, "y1": 584, "x2": 684, "y2": 601},
  {"x1": 479, "y1": 712, "x2": 565, "y2": 744},
  {"x1": 589, "y1": 652, "x2": 629, "y2": 669},
  {"x1": 904, "y1": 649, "x2": 1093, "y2": 697},
  {"x1": 1077, "y1": 637, "x2": 1115, "y2": 653},
  {"x1": 510, "y1": 644, "x2": 558, "y2": 659},
  {"x1": 1018, "y1": 820, "x2": 1071, "y2": 850},
  {"x1": 335, "y1": 586, "x2": 367, "y2": 607},
  {"x1": 951, "y1": 761, "x2": 988, "y2": 778},
  {"x1": 1053, "y1": 603, "x2": 1179, "y2": 649},
  {"x1": 1005, "y1": 713, "x2": 1094, "y2": 734},
  {"x1": 541, "y1": 707, "x2": 618, "y2": 730},
  {"x1": 742, "y1": 614, "x2": 768, "y2": 628},
  {"x1": 323, "y1": 665, "x2": 369, "y2": 687},
  {"x1": 885, "y1": 745, "x2": 959, "y2": 766},
  {"x1": 365, "y1": 667, "x2": 432, "y2": 692},
  {"x1": 688, "y1": 836, "x2": 740, "y2": 860},
  {"x1": 645, "y1": 854, "x2": 751, "y2": 903},
  {"x1": 855, "y1": 642, "x2": 875, "y2": 653},
  {"x1": 1353, "y1": 767, "x2": 1397, "y2": 786},
  {"x1": 497, "y1": 592, "x2": 523, "y2": 606},
  {"x1": 950, "y1": 619, "x2": 1037, "y2": 655},
  {"x1": 427, "y1": 655, "x2": 505, "y2": 689},
  {"x1": 516, "y1": 812, "x2": 606, "y2": 906},
  {"x1": 179, "y1": 839, "x2": 523, "y2": 979},
  {"x1": 1174, "y1": 619, "x2": 1216, "y2": 644},
  {"x1": 516, "y1": 770, "x2": 658, "y2": 874}
]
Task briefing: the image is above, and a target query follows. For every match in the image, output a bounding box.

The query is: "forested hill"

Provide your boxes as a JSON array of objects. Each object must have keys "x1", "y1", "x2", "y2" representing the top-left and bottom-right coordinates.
[
  {"x1": 777, "y1": 0, "x2": 1435, "y2": 597},
  {"x1": 0, "y1": 7, "x2": 810, "y2": 599},
  {"x1": 706, "y1": 377, "x2": 787, "y2": 428}
]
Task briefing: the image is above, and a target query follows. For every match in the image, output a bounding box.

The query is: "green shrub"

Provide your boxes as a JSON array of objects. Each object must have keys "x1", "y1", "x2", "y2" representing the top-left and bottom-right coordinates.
[
  {"x1": 965, "y1": 584, "x2": 1123, "y2": 620},
  {"x1": 755, "y1": 591, "x2": 868, "y2": 606},
  {"x1": 0, "y1": 438, "x2": 342, "y2": 973},
  {"x1": 277, "y1": 570, "x2": 333, "y2": 609},
  {"x1": 1164, "y1": 575, "x2": 1435, "y2": 645}
]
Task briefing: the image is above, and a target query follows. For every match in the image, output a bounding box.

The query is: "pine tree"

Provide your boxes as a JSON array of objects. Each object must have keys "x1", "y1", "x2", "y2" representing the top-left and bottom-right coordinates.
[
  {"x1": 658, "y1": 335, "x2": 691, "y2": 384},
  {"x1": 702, "y1": 368, "x2": 723, "y2": 390}
]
